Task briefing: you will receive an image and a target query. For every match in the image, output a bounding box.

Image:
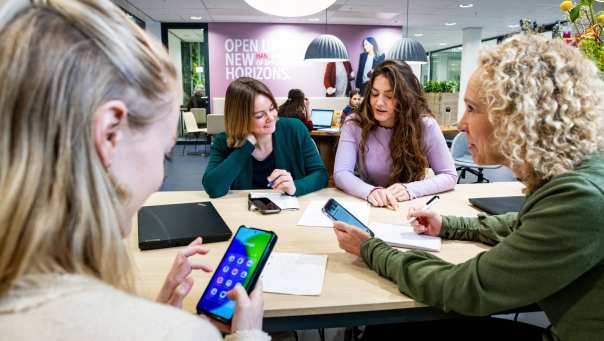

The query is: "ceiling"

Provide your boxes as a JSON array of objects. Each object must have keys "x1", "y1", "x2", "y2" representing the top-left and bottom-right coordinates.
[{"x1": 119, "y1": 0, "x2": 564, "y2": 52}]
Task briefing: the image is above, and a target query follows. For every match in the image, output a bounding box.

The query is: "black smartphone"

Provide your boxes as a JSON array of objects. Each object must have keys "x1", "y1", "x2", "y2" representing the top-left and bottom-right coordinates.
[
  {"x1": 322, "y1": 198, "x2": 374, "y2": 237},
  {"x1": 249, "y1": 197, "x2": 281, "y2": 214},
  {"x1": 196, "y1": 226, "x2": 277, "y2": 324}
]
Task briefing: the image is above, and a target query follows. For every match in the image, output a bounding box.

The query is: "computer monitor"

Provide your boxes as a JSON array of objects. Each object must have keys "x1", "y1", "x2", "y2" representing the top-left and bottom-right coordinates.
[{"x1": 310, "y1": 109, "x2": 334, "y2": 129}]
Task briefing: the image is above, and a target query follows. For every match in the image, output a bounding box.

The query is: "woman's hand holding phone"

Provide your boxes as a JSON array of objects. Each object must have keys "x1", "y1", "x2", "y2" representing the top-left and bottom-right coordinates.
[
  {"x1": 201, "y1": 281, "x2": 265, "y2": 333},
  {"x1": 333, "y1": 221, "x2": 371, "y2": 256},
  {"x1": 157, "y1": 237, "x2": 212, "y2": 308}
]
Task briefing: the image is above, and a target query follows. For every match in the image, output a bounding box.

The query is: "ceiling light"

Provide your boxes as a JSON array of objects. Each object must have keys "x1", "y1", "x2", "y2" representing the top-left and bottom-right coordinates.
[
  {"x1": 439, "y1": 43, "x2": 448, "y2": 46},
  {"x1": 459, "y1": 3, "x2": 473, "y2": 8},
  {"x1": 445, "y1": 22, "x2": 457, "y2": 26},
  {"x1": 308, "y1": 18, "x2": 320, "y2": 22},
  {"x1": 414, "y1": 33, "x2": 424, "y2": 37},
  {"x1": 190, "y1": 16, "x2": 203, "y2": 20},
  {"x1": 244, "y1": 0, "x2": 336, "y2": 17},
  {"x1": 387, "y1": 0, "x2": 427, "y2": 64},
  {"x1": 304, "y1": 34, "x2": 349, "y2": 62},
  {"x1": 508, "y1": 24, "x2": 520, "y2": 28}
]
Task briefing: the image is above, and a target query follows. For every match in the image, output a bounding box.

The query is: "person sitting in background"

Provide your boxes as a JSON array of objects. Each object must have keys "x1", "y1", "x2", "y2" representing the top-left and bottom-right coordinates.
[
  {"x1": 334, "y1": 60, "x2": 457, "y2": 208},
  {"x1": 340, "y1": 89, "x2": 362, "y2": 126},
  {"x1": 0, "y1": 1, "x2": 267, "y2": 340},
  {"x1": 203, "y1": 78, "x2": 327, "y2": 198},
  {"x1": 186, "y1": 86, "x2": 208, "y2": 111},
  {"x1": 277, "y1": 88, "x2": 313, "y2": 131},
  {"x1": 333, "y1": 34, "x2": 604, "y2": 341}
]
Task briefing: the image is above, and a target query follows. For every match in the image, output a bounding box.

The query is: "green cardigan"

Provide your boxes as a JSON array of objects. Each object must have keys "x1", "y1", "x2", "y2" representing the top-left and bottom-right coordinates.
[
  {"x1": 361, "y1": 152, "x2": 604, "y2": 341},
  {"x1": 202, "y1": 118, "x2": 328, "y2": 198}
]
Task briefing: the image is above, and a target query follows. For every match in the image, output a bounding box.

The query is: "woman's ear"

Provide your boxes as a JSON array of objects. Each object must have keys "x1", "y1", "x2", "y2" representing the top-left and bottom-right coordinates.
[{"x1": 93, "y1": 100, "x2": 128, "y2": 168}]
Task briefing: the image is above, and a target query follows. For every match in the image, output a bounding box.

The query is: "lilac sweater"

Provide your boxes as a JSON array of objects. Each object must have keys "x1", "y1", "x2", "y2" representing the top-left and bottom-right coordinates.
[{"x1": 334, "y1": 116, "x2": 457, "y2": 200}]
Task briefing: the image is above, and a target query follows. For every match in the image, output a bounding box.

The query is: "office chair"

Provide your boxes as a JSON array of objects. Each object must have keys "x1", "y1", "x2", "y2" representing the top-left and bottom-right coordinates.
[
  {"x1": 450, "y1": 132, "x2": 500, "y2": 183},
  {"x1": 182, "y1": 111, "x2": 207, "y2": 156}
]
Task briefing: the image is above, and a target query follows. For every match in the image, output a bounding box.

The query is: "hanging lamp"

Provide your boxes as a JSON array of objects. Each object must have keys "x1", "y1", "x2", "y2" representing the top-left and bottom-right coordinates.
[
  {"x1": 243, "y1": 0, "x2": 336, "y2": 17},
  {"x1": 387, "y1": 0, "x2": 427, "y2": 64},
  {"x1": 304, "y1": 9, "x2": 349, "y2": 62}
]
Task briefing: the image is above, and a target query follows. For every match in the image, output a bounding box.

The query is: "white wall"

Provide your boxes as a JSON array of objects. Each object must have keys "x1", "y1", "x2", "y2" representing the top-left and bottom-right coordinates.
[
  {"x1": 168, "y1": 32, "x2": 184, "y2": 104},
  {"x1": 146, "y1": 20, "x2": 162, "y2": 42}
]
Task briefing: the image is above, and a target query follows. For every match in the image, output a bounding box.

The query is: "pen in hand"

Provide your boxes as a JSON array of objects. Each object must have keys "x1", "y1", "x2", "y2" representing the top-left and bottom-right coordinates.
[
  {"x1": 407, "y1": 195, "x2": 440, "y2": 225},
  {"x1": 267, "y1": 175, "x2": 282, "y2": 188}
]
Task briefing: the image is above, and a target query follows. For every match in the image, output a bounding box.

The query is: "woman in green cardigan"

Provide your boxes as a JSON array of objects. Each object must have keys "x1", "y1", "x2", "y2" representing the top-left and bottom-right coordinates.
[
  {"x1": 203, "y1": 77, "x2": 328, "y2": 198},
  {"x1": 333, "y1": 34, "x2": 604, "y2": 341}
]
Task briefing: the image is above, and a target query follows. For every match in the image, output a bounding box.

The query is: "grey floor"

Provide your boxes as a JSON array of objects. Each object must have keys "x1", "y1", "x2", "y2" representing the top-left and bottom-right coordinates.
[{"x1": 161, "y1": 142, "x2": 550, "y2": 338}]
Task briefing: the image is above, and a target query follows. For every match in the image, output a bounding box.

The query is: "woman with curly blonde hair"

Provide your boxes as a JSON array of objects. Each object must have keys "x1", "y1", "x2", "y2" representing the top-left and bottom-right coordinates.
[{"x1": 333, "y1": 34, "x2": 604, "y2": 340}]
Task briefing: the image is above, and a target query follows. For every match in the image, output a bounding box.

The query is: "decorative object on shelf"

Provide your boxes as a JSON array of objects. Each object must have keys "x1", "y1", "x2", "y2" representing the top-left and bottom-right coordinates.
[
  {"x1": 560, "y1": 0, "x2": 604, "y2": 74},
  {"x1": 387, "y1": 0, "x2": 427, "y2": 64},
  {"x1": 423, "y1": 81, "x2": 459, "y2": 127},
  {"x1": 304, "y1": 10, "x2": 349, "y2": 62},
  {"x1": 243, "y1": 0, "x2": 336, "y2": 17}
]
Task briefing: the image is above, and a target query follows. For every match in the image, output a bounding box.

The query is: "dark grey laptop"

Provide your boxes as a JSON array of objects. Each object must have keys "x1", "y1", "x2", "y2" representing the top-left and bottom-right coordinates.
[
  {"x1": 468, "y1": 196, "x2": 525, "y2": 215},
  {"x1": 310, "y1": 108, "x2": 334, "y2": 129},
  {"x1": 137, "y1": 202, "x2": 232, "y2": 250}
]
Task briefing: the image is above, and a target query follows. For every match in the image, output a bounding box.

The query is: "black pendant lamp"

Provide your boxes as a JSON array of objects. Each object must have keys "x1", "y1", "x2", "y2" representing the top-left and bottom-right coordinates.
[
  {"x1": 387, "y1": 0, "x2": 427, "y2": 64},
  {"x1": 304, "y1": 10, "x2": 349, "y2": 62}
]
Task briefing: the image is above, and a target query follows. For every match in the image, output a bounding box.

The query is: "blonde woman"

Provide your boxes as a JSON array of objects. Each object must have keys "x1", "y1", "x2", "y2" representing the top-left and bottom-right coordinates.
[
  {"x1": 0, "y1": 1, "x2": 268, "y2": 340},
  {"x1": 334, "y1": 35, "x2": 604, "y2": 340},
  {"x1": 202, "y1": 78, "x2": 327, "y2": 198}
]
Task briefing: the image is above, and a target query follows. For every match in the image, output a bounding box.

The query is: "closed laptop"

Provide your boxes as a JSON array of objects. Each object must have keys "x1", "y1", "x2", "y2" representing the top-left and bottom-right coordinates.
[
  {"x1": 138, "y1": 201, "x2": 232, "y2": 250},
  {"x1": 468, "y1": 196, "x2": 525, "y2": 215}
]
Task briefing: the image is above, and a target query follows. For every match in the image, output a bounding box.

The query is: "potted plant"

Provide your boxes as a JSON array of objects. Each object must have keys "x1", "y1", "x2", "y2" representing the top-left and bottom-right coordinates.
[{"x1": 423, "y1": 80, "x2": 459, "y2": 127}]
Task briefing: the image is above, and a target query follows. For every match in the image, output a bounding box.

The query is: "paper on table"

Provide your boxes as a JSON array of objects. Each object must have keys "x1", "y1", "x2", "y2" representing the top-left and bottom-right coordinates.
[
  {"x1": 370, "y1": 222, "x2": 441, "y2": 252},
  {"x1": 297, "y1": 200, "x2": 370, "y2": 227},
  {"x1": 261, "y1": 252, "x2": 327, "y2": 296},
  {"x1": 250, "y1": 192, "x2": 300, "y2": 210}
]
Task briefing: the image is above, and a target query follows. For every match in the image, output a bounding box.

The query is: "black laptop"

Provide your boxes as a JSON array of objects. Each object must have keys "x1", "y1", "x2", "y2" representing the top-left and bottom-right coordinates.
[
  {"x1": 468, "y1": 196, "x2": 525, "y2": 215},
  {"x1": 137, "y1": 202, "x2": 232, "y2": 250}
]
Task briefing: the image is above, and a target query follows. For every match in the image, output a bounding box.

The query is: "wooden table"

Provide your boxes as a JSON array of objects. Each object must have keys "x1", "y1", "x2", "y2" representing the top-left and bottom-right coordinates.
[
  {"x1": 129, "y1": 182, "x2": 524, "y2": 330},
  {"x1": 310, "y1": 130, "x2": 340, "y2": 186}
]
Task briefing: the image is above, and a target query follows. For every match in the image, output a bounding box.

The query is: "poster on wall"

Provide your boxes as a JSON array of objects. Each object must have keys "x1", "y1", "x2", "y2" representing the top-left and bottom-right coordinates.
[{"x1": 208, "y1": 23, "x2": 400, "y2": 101}]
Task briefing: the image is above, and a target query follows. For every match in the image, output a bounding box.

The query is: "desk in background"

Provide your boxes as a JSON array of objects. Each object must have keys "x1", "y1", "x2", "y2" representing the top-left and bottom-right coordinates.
[{"x1": 129, "y1": 182, "x2": 525, "y2": 331}]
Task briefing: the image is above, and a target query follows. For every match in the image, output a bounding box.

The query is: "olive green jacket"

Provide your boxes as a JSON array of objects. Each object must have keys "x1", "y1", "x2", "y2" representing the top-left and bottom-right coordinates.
[{"x1": 361, "y1": 152, "x2": 604, "y2": 341}]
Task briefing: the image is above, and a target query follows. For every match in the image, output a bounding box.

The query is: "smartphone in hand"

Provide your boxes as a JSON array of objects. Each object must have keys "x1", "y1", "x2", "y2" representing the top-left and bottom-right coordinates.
[
  {"x1": 196, "y1": 226, "x2": 278, "y2": 324},
  {"x1": 322, "y1": 198, "x2": 374, "y2": 237}
]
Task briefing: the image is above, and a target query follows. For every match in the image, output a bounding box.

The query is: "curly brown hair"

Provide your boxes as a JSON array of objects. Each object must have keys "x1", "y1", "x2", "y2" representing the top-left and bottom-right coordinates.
[{"x1": 351, "y1": 60, "x2": 430, "y2": 185}]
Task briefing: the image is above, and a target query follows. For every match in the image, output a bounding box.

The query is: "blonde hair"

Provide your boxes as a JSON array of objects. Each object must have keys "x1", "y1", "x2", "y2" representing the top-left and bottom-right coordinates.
[
  {"x1": 480, "y1": 34, "x2": 604, "y2": 193},
  {"x1": 0, "y1": 0, "x2": 176, "y2": 295},
  {"x1": 224, "y1": 77, "x2": 277, "y2": 148}
]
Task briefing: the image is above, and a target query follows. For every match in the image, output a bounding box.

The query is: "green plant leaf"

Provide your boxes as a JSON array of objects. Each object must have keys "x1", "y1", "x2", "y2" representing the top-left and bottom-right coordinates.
[
  {"x1": 570, "y1": 5, "x2": 582, "y2": 22},
  {"x1": 580, "y1": 0, "x2": 593, "y2": 7}
]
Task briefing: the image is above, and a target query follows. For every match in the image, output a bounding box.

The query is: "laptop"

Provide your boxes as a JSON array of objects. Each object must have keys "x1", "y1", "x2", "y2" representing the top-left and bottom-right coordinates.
[
  {"x1": 310, "y1": 109, "x2": 334, "y2": 130},
  {"x1": 137, "y1": 201, "x2": 232, "y2": 250},
  {"x1": 468, "y1": 196, "x2": 525, "y2": 215}
]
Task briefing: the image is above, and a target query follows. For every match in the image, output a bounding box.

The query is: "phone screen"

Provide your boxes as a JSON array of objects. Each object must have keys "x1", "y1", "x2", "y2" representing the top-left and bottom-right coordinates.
[
  {"x1": 250, "y1": 197, "x2": 281, "y2": 213},
  {"x1": 196, "y1": 226, "x2": 277, "y2": 322},
  {"x1": 323, "y1": 199, "x2": 374, "y2": 236}
]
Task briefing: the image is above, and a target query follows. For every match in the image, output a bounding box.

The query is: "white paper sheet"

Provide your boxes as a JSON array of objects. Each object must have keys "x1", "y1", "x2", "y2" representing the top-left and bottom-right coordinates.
[
  {"x1": 250, "y1": 192, "x2": 300, "y2": 210},
  {"x1": 297, "y1": 200, "x2": 370, "y2": 227},
  {"x1": 370, "y1": 222, "x2": 442, "y2": 252},
  {"x1": 261, "y1": 252, "x2": 327, "y2": 296}
]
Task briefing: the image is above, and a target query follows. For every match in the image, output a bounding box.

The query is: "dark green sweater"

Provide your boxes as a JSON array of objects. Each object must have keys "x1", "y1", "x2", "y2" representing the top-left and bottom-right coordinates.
[
  {"x1": 202, "y1": 118, "x2": 328, "y2": 198},
  {"x1": 361, "y1": 152, "x2": 604, "y2": 341}
]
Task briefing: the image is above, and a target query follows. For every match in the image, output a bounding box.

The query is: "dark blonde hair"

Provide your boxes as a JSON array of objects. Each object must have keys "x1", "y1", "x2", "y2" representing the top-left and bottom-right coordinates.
[
  {"x1": 224, "y1": 77, "x2": 278, "y2": 148},
  {"x1": 0, "y1": 0, "x2": 176, "y2": 295},
  {"x1": 352, "y1": 60, "x2": 430, "y2": 185}
]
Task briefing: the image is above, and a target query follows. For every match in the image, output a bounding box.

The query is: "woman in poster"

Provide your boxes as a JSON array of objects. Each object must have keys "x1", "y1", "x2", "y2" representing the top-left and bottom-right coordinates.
[{"x1": 355, "y1": 37, "x2": 385, "y2": 95}]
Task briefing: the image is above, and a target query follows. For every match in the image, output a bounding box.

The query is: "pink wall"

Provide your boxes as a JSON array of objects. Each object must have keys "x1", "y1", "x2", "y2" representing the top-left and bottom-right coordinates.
[{"x1": 208, "y1": 23, "x2": 400, "y2": 103}]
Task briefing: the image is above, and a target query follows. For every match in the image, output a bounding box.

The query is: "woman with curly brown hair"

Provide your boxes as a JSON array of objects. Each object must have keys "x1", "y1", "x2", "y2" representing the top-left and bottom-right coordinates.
[
  {"x1": 334, "y1": 60, "x2": 457, "y2": 208},
  {"x1": 333, "y1": 34, "x2": 604, "y2": 340}
]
